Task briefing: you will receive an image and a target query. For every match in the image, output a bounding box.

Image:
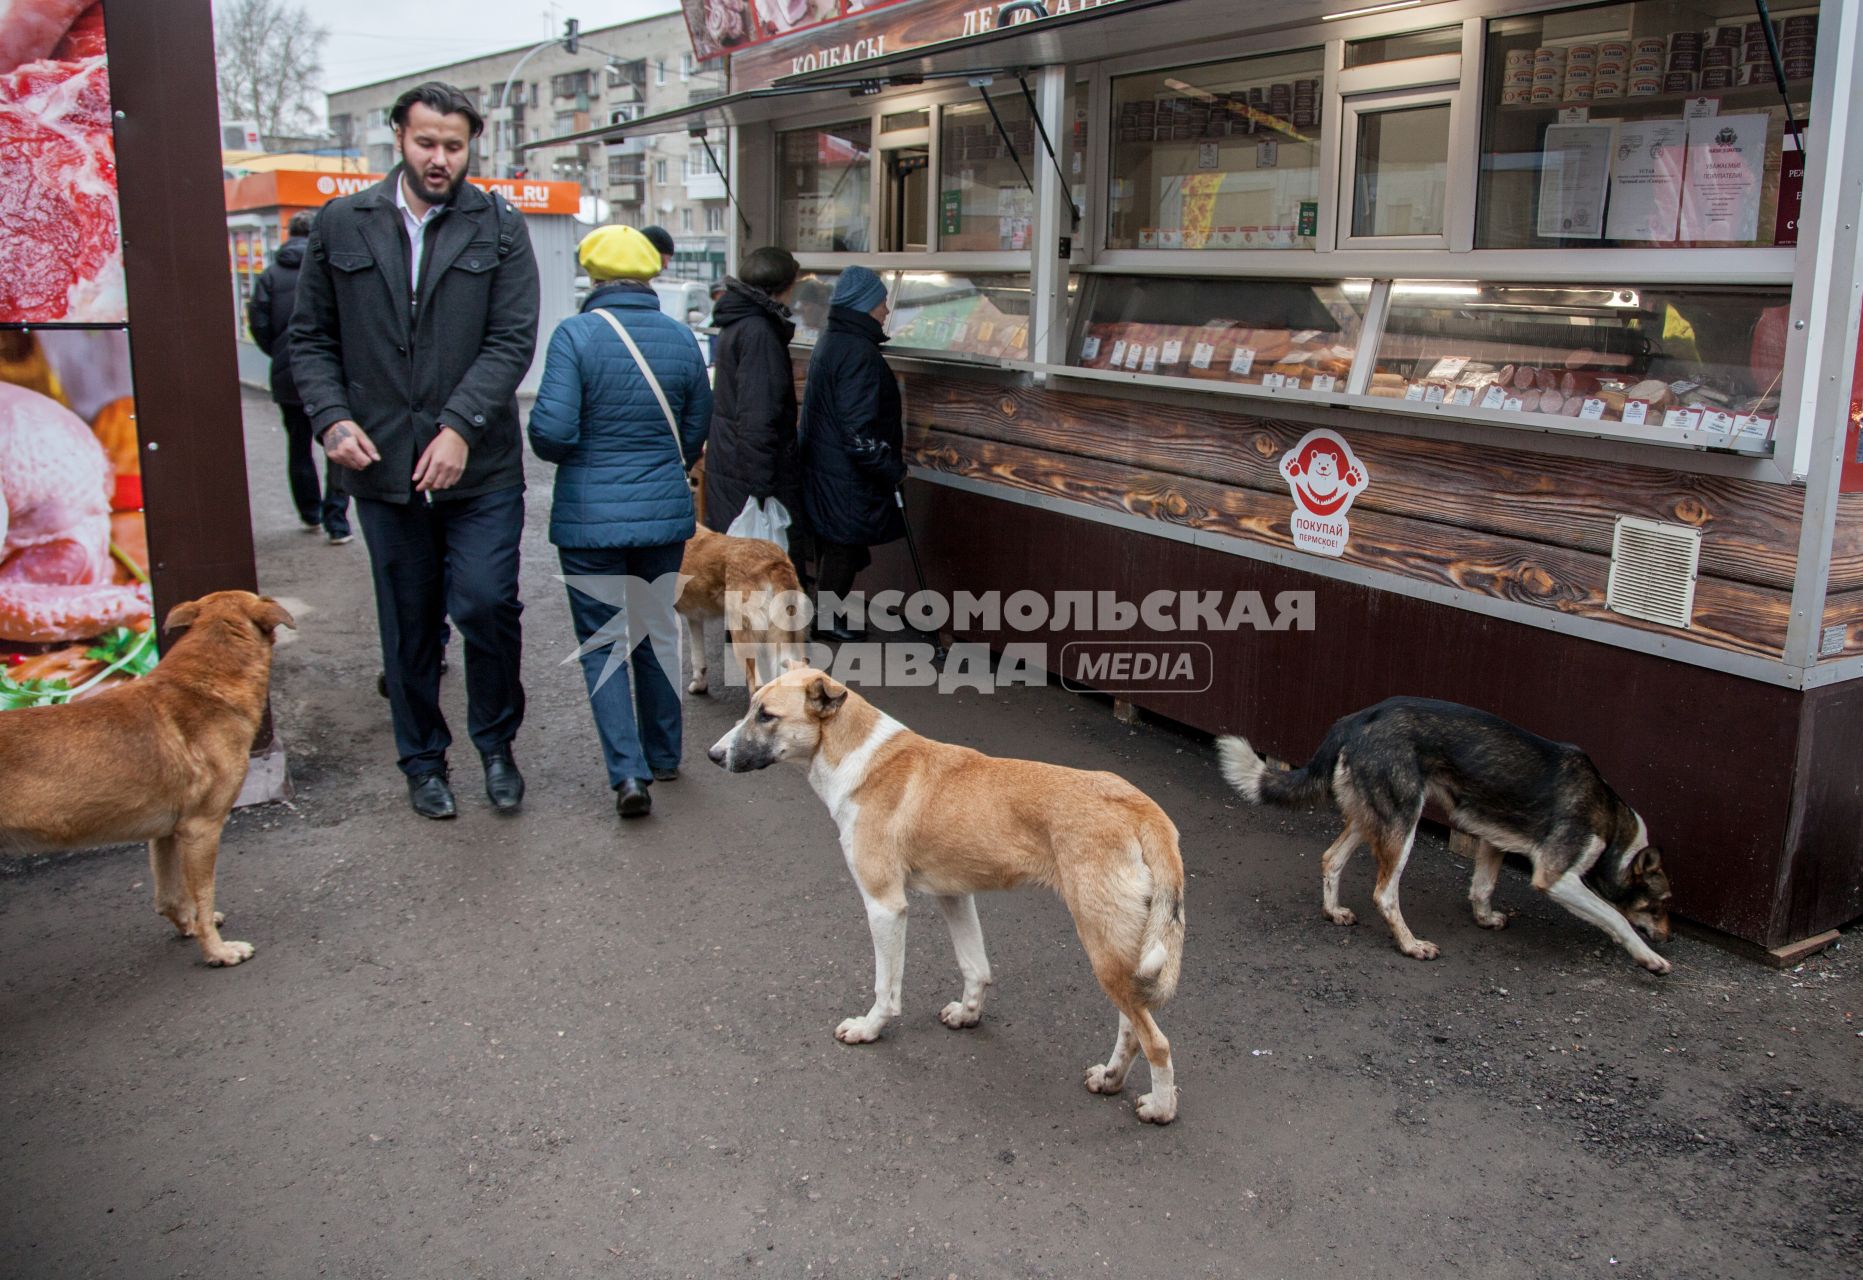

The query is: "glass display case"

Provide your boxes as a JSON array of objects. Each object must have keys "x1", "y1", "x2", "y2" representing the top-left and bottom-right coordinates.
[
  {"x1": 887, "y1": 271, "x2": 1033, "y2": 362},
  {"x1": 1367, "y1": 281, "x2": 1791, "y2": 444},
  {"x1": 1069, "y1": 276, "x2": 1369, "y2": 391},
  {"x1": 1478, "y1": 0, "x2": 1819, "y2": 249},
  {"x1": 789, "y1": 270, "x2": 1032, "y2": 364},
  {"x1": 1107, "y1": 47, "x2": 1325, "y2": 250}
]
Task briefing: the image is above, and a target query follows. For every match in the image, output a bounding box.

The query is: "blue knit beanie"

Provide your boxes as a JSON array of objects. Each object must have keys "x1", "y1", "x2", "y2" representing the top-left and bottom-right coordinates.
[{"x1": 831, "y1": 265, "x2": 887, "y2": 313}]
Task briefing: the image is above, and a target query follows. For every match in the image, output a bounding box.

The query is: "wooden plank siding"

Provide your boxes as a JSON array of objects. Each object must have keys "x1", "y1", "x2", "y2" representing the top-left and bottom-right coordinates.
[{"x1": 787, "y1": 354, "x2": 1818, "y2": 658}]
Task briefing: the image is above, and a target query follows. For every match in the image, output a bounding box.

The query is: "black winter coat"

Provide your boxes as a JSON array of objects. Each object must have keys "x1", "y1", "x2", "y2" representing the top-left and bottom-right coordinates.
[
  {"x1": 289, "y1": 168, "x2": 540, "y2": 504},
  {"x1": 702, "y1": 278, "x2": 804, "y2": 533},
  {"x1": 246, "y1": 237, "x2": 306, "y2": 405},
  {"x1": 800, "y1": 306, "x2": 906, "y2": 548}
]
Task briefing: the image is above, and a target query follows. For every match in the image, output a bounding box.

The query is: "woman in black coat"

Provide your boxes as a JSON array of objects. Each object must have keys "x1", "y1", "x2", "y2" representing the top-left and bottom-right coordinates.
[
  {"x1": 703, "y1": 247, "x2": 806, "y2": 536},
  {"x1": 799, "y1": 266, "x2": 905, "y2": 641}
]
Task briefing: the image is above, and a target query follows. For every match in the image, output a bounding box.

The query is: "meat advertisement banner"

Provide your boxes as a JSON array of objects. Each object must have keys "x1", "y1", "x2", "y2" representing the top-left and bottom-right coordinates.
[
  {"x1": 0, "y1": 0, "x2": 122, "y2": 324},
  {"x1": 1, "y1": 2, "x2": 153, "y2": 709},
  {"x1": 682, "y1": 0, "x2": 911, "y2": 64}
]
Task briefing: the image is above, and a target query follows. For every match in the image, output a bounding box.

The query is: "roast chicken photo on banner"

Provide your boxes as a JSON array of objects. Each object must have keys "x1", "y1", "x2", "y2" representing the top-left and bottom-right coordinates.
[
  {"x1": 0, "y1": 329, "x2": 151, "y2": 707},
  {"x1": 0, "y1": 0, "x2": 123, "y2": 324}
]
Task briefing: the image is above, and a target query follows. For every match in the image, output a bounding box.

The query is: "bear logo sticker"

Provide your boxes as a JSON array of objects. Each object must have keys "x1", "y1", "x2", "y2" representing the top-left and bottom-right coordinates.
[{"x1": 1279, "y1": 429, "x2": 1368, "y2": 558}]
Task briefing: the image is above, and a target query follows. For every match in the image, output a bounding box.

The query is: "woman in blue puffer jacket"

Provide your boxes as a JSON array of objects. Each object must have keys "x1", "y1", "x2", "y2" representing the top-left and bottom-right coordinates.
[{"x1": 528, "y1": 225, "x2": 711, "y2": 820}]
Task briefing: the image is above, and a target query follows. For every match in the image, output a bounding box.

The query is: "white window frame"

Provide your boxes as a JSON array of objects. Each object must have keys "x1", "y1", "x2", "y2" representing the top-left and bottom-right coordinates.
[
  {"x1": 680, "y1": 53, "x2": 692, "y2": 81},
  {"x1": 1336, "y1": 83, "x2": 1464, "y2": 252},
  {"x1": 656, "y1": 59, "x2": 666, "y2": 86}
]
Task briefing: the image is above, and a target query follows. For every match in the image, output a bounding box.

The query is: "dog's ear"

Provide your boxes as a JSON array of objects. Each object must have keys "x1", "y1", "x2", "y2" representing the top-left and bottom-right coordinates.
[
  {"x1": 805, "y1": 676, "x2": 847, "y2": 719},
  {"x1": 163, "y1": 600, "x2": 202, "y2": 634},
  {"x1": 1634, "y1": 845, "x2": 1663, "y2": 876},
  {"x1": 249, "y1": 596, "x2": 297, "y2": 636}
]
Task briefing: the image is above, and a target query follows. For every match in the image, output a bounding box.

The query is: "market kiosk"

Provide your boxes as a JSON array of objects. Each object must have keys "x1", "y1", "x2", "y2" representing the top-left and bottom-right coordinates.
[{"x1": 551, "y1": 0, "x2": 1863, "y2": 959}]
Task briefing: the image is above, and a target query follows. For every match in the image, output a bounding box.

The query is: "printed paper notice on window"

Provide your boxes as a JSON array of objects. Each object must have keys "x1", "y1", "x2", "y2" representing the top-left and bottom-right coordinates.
[
  {"x1": 1680, "y1": 114, "x2": 1768, "y2": 242},
  {"x1": 1606, "y1": 119, "x2": 1687, "y2": 242},
  {"x1": 1229, "y1": 347, "x2": 1255, "y2": 376},
  {"x1": 1536, "y1": 121, "x2": 1615, "y2": 240}
]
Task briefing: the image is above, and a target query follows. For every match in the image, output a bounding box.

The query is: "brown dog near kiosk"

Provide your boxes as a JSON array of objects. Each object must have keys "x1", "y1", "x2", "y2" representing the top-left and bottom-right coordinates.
[{"x1": 0, "y1": 590, "x2": 294, "y2": 967}]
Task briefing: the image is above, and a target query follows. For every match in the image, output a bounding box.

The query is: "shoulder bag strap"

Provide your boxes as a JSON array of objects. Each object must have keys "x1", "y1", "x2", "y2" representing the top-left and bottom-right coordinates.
[{"x1": 591, "y1": 307, "x2": 685, "y2": 470}]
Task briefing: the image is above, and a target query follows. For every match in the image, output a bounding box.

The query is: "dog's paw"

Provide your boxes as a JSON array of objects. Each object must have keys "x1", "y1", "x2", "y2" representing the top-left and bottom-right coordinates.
[
  {"x1": 1136, "y1": 1089, "x2": 1178, "y2": 1125},
  {"x1": 1084, "y1": 1064, "x2": 1127, "y2": 1095},
  {"x1": 834, "y1": 1017, "x2": 882, "y2": 1044},
  {"x1": 1401, "y1": 939, "x2": 1441, "y2": 961},
  {"x1": 1640, "y1": 953, "x2": 1673, "y2": 975},
  {"x1": 1325, "y1": 907, "x2": 1357, "y2": 926},
  {"x1": 205, "y1": 940, "x2": 254, "y2": 967},
  {"x1": 687, "y1": 677, "x2": 709, "y2": 695},
  {"x1": 1473, "y1": 908, "x2": 1508, "y2": 930},
  {"x1": 938, "y1": 1001, "x2": 981, "y2": 1029}
]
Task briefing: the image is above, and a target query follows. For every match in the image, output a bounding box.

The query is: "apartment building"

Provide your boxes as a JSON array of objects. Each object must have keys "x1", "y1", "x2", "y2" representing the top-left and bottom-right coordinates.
[{"x1": 324, "y1": 10, "x2": 729, "y2": 281}]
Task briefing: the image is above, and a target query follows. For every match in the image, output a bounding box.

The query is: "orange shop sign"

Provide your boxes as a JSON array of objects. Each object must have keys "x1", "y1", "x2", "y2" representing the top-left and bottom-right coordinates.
[{"x1": 225, "y1": 170, "x2": 581, "y2": 216}]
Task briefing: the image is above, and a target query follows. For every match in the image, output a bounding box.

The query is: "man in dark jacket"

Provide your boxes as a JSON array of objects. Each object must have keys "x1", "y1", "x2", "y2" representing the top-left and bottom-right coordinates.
[
  {"x1": 246, "y1": 210, "x2": 351, "y2": 543},
  {"x1": 290, "y1": 81, "x2": 541, "y2": 820},
  {"x1": 799, "y1": 266, "x2": 905, "y2": 642},
  {"x1": 704, "y1": 247, "x2": 804, "y2": 542}
]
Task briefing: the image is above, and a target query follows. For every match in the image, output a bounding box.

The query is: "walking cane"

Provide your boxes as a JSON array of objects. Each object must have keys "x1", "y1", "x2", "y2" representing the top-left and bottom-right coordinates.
[{"x1": 895, "y1": 486, "x2": 948, "y2": 664}]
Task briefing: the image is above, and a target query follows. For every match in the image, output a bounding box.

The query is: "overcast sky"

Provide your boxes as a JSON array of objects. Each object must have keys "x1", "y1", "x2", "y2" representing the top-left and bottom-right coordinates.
[{"x1": 314, "y1": 0, "x2": 682, "y2": 93}]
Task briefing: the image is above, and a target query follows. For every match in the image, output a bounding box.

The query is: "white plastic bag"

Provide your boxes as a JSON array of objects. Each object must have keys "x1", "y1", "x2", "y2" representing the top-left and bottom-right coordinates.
[{"x1": 726, "y1": 495, "x2": 792, "y2": 553}]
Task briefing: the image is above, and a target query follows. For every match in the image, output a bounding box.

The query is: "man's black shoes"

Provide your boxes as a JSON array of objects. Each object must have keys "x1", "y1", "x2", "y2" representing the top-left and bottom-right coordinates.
[
  {"x1": 651, "y1": 766, "x2": 679, "y2": 782},
  {"x1": 408, "y1": 771, "x2": 457, "y2": 819},
  {"x1": 616, "y1": 777, "x2": 652, "y2": 818},
  {"x1": 483, "y1": 749, "x2": 525, "y2": 814}
]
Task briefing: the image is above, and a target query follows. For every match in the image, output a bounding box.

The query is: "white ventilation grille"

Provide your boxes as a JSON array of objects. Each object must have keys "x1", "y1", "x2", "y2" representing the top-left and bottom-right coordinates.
[{"x1": 1607, "y1": 516, "x2": 1701, "y2": 628}]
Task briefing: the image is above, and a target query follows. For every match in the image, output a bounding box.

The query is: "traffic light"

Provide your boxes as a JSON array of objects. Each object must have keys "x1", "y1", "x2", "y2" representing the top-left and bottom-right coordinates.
[{"x1": 563, "y1": 18, "x2": 580, "y2": 54}]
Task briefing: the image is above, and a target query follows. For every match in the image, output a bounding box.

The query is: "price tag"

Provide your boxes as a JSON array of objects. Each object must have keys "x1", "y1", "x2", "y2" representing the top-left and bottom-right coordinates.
[
  {"x1": 1109, "y1": 340, "x2": 1127, "y2": 367},
  {"x1": 1283, "y1": 376, "x2": 1302, "y2": 391},
  {"x1": 1191, "y1": 342, "x2": 1215, "y2": 369},
  {"x1": 1579, "y1": 398, "x2": 1607, "y2": 420},
  {"x1": 1621, "y1": 400, "x2": 1648, "y2": 424},
  {"x1": 1229, "y1": 347, "x2": 1256, "y2": 376},
  {"x1": 1197, "y1": 142, "x2": 1220, "y2": 170},
  {"x1": 1160, "y1": 340, "x2": 1183, "y2": 366},
  {"x1": 1733, "y1": 414, "x2": 1774, "y2": 441},
  {"x1": 1261, "y1": 372, "x2": 1285, "y2": 389},
  {"x1": 1662, "y1": 408, "x2": 1686, "y2": 428},
  {"x1": 1449, "y1": 387, "x2": 1475, "y2": 406},
  {"x1": 1558, "y1": 106, "x2": 1590, "y2": 124},
  {"x1": 1125, "y1": 344, "x2": 1145, "y2": 370},
  {"x1": 974, "y1": 322, "x2": 994, "y2": 343},
  {"x1": 1503, "y1": 397, "x2": 1525, "y2": 412},
  {"x1": 1081, "y1": 335, "x2": 1102, "y2": 361},
  {"x1": 1423, "y1": 384, "x2": 1447, "y2": 404},
  {"x1": 1310, "y1": 374, "x2": 1337, "y2": 392},
  {"x1": 1701, "y1": 409, "x2": 1735, "y2": 433},
  {"x1": 1403, "y1": 383, "x2": 1426, "y2": 401},
  {"x1": 1684, "y1": 96, "x2": 1719, "y2": 120},
  {"x1": 1480, "y1": 385, "x2": 1508, "y2": 410},
  {"x1": 1141, "y1": 345, "x2": 1159, "y2": 373}
]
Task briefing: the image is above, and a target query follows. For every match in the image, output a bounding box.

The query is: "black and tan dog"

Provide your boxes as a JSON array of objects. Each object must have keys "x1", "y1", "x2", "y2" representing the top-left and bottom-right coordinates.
[
  {"x1": 0, "y1": 591, "x2": 294, "y2": 967},
  {"x1": 1218, "y1": 697, "x2": 1673, "y2": 973}
]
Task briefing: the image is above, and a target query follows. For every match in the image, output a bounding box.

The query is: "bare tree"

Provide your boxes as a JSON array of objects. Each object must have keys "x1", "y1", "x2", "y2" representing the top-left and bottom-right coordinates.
[{"x1": 214, "y1": 0, "x2": 328, "y2": 139}]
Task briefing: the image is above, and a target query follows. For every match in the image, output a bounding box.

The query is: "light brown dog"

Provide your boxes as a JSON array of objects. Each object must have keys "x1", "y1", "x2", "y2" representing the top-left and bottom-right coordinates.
[
  {"x1": 708, "y1": 667, "x2": 1188, "y2": 1123},
  {"x1": 0, "y1": 590, "x2": 294, "y2": 967},
  {"x1": 678, "y1": 457, "x2": 808, "y2": 693}
]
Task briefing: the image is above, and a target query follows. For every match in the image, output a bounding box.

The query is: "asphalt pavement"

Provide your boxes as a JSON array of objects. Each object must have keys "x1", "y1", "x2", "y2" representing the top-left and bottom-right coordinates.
[{"x1": 1, "y1": 391, "x2": 1859, "y2": 1279}]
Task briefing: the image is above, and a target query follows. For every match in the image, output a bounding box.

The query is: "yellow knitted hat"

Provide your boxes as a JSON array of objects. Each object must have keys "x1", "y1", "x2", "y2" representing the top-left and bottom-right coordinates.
[{"x1": 578, "y1": 224, "x2": 662, "y2": 281}]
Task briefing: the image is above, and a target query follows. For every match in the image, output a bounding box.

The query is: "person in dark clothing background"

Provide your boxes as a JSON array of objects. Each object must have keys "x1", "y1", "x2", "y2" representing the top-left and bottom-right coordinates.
[
  {"x1": 291, "y1": 81, "x2": 540, "y2": 821},
  {"x1": 799, "y1": 265, "x2": 905, "y2": 642},
  {"x1": 640, "y1": 225, "x2": 676, "y2": 275},
  {"x1": 703, "y1": 246, "x2": 805, "y2": 554},
  {"x1": 246, "y1": 210, "x2": 352, "y2": 543}
]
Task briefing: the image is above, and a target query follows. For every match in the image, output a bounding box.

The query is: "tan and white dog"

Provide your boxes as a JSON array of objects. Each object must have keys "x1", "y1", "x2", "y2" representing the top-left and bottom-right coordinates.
[
  {"x1": 708, "y1": 667, "x2": 1187, "y2": 1123},
  {"x1": 676, "y1": 524, "x2": 807, "y2": 694}
]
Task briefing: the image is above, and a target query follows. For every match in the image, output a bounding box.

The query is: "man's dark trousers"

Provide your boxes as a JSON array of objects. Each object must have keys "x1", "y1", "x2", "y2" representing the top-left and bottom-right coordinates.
[
  {"x1": 354, "y1": 486, "x2": 525, "y2": 778},
  {"x1": 280, "y1": 403, "x2": 351, "y2": 535}
]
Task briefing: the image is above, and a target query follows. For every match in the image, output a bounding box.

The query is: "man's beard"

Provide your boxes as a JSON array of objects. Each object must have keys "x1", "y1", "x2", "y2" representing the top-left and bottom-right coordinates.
[{"x1": 403, "y1": 154, "x2": 467, "y2": 205}]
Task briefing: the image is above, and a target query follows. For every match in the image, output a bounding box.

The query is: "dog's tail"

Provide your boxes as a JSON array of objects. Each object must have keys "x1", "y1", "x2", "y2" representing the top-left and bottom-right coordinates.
[
  {"x1": 1132, "y1": 815, "x2": 1186, "y2": 1007},
  {"x1": 1216, "y1": 734, "x2": 1336, "y2": 809}
]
